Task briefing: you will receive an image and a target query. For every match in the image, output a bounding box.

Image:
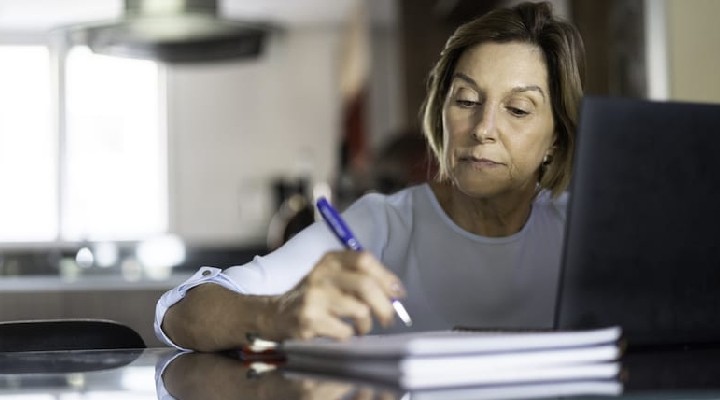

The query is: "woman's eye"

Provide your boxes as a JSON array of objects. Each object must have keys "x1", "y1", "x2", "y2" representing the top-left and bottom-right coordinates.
[
  {"x1": 456, "y1": 99, "x2": 479, "y2": 107},
  {"x1": 508, "y1": 107, "x2": 529, "y2": 117}
]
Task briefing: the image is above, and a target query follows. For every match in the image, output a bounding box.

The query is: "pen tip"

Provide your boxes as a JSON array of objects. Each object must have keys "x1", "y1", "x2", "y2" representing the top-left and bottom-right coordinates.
[{"x1": 392, "y1": 300, "x2": 413, "y2": 327}]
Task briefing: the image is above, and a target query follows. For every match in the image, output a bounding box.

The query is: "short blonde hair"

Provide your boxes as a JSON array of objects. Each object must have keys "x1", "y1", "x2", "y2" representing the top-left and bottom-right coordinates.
[{"x1": 421, "y1": 1, "x2": 585, "y2": 197}]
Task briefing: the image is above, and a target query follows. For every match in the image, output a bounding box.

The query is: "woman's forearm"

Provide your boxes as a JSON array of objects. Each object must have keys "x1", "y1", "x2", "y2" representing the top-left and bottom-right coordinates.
[{"x1": 162, "y1": 283, "x2": 279, "y2": 352}]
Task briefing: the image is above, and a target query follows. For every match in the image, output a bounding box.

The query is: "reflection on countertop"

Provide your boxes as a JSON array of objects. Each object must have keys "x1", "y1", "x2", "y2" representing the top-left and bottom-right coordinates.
[
  {"x1": 0, "y1": 243, "x2": 269, "y2": 281},
  {"x1": 0, "y1": 241, "x2": 267, "y2": 346},
  {"x1": 0, "y1": 243, "x2": 270, "y2": 348},
  {"x1": 0, "y1": 348, "x2": 166, "y2": 397}
]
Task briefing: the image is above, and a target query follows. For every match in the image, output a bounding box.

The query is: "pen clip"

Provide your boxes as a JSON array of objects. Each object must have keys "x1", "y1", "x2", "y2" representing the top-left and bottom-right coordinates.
[{"x1": 316, "y1": 197, "x2": 364, "y2": 251}]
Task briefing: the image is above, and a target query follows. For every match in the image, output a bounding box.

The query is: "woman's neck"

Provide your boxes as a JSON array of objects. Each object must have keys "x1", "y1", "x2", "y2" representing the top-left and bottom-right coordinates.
[{"x1": 430, "y1": 181, "x2": 537, "y2": 237}]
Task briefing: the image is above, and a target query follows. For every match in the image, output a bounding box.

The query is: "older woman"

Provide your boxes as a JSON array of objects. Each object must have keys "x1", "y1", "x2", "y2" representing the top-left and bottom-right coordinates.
[{"x1": 155, "y1": 1, "x2": 585, "y2": 352}]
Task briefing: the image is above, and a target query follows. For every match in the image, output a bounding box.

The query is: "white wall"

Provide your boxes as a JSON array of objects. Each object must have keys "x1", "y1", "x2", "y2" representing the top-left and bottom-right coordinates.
[
  {"x1": 665, "y1": 0, "x2": 720, "y2": 103},
  {"x1": 166, "y1": 28, "x2": 344, "y2": 245}
]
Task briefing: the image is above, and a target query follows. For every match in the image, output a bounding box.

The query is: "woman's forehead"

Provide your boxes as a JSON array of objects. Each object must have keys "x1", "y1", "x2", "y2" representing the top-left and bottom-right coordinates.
[{"x1": 452, "y1": 41, "x2": 549, "y2": 92}]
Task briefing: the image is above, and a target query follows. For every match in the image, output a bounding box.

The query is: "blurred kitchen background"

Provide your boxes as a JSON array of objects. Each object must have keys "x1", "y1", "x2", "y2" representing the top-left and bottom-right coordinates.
[{"x1": 0, "y1": 0, "x2": 718, "y2": 346}]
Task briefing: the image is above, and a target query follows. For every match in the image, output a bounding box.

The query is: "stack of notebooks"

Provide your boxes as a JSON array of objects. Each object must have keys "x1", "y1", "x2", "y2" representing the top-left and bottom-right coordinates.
[{"x1": 281, "y1": 327, "x2": 623, "y2": 396}]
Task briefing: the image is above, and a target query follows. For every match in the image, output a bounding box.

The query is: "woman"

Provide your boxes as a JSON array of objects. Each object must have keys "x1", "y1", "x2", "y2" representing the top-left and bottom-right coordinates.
[{"x1": 155, "y1": 1, "x2": 585, "y2": 352}]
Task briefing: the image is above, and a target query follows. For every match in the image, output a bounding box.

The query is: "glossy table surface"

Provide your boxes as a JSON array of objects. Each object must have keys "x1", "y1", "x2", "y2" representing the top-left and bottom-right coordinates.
[{"x1": 2, "y1": 345, "x2": 720, "y2": 399}]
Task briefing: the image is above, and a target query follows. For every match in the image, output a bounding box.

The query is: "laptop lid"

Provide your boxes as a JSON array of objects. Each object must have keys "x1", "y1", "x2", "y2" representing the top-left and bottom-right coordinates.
[{"x1": 555, "y1": 96, "x2": 720, "y2": 347}]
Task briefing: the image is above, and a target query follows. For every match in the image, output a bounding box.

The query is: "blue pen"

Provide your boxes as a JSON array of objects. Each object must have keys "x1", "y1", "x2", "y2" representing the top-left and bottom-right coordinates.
[{"x1": 316, "y1": 197, "x2": 413, "y2": 327}]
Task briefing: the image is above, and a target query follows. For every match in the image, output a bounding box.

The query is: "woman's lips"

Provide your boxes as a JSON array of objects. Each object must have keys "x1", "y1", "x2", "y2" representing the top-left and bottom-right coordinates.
[{"x1": 459, "y1": 156, "x2": 502, "y2": 168}]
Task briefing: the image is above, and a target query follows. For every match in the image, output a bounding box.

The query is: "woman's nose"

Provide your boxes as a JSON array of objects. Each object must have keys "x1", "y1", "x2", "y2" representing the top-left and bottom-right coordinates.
[{"x1": 471, "y1": 106, "x2": 497, "y2": 142}]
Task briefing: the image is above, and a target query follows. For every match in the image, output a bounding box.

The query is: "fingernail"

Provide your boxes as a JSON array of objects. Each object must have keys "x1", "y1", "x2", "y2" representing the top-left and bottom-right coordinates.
[{"x1": 390, "y1": 280, "x2": 406, "y2": 297}]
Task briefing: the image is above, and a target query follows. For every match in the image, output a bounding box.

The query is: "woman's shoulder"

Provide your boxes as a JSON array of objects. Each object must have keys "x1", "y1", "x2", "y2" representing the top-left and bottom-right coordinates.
[
  {"x1": 350, "y1": 183, "x2": 427, "y2": 212},
  {"x1": 343, "y1": 184, "x2": 428, "y2": 234},
  {"x1": 338, "y1": 184, "x2": 427, "y2": 254}
]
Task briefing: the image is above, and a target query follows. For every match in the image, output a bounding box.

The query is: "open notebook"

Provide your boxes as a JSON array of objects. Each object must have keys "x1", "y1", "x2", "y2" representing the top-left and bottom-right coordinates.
[{"x1": 282, "y1": 327, "x2": 622, "y2": 389}]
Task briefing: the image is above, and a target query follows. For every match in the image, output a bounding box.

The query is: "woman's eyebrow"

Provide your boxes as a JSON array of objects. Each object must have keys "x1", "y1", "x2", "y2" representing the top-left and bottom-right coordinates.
[
  {"x1": 453, "y1": 73, "x2": 546, "y2": 102},
  {"x1": 452, "y1": 73, "x2": 479, "y2": 89},
  {"x1": 511, "y1": 85, "x2": 546, "y2": 102}
]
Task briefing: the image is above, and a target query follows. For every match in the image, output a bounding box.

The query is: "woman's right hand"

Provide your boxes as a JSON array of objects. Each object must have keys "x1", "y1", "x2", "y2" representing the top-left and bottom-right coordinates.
[{"x1": 266, "y1": 250, "x2": 406, "y2": 341}]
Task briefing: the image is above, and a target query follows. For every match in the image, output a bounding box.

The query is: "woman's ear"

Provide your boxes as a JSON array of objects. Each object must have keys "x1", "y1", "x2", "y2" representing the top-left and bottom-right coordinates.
[{"x1": 542, "y1": 145, "x2": 556, "y2": 165}]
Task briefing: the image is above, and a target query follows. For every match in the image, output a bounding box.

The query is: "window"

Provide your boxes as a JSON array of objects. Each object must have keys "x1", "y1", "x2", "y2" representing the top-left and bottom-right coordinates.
[
  {"x1": 0, "y1": 46, "x2": 55, "y2": 242},
  {"x1": 0, "y1": 45, "x2": 166, "y2": 243},
  {"x1": 64, "y1": 47, "x2": 166, "y2": 241}
]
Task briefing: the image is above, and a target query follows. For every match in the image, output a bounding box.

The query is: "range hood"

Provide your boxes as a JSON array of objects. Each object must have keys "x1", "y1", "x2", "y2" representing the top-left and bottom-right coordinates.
[{"x1": 80, "y1": 0, "x2": 270, "y2": 63}]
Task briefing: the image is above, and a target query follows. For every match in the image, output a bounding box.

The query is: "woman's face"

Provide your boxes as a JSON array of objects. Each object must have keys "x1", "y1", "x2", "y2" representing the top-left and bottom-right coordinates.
[{"x1": 442, "y1": 41, "x2": 555, "y2": 199}]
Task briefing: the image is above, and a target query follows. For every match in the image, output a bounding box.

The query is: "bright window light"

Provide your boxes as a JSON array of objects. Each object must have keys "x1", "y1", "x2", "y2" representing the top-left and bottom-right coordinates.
[
  {"x1": 0, "y1": 46, "x2": 56, "y2": 242},
  {"x1": 64, "y1": 46, "x2": 166, "y2": 241},
  {"x1": 0, "y1": 44, "x2": 165, "y2": 244}
]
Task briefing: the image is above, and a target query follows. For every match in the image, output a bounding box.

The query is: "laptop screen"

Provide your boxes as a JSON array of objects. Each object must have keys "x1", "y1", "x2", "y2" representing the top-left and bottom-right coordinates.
[{"x1": 555, "y1": 96, "x2": 720, "y2": 348}]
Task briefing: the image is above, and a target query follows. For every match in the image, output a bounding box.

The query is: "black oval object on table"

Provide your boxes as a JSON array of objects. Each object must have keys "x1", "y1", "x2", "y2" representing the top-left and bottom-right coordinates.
[{"x1": 0, "y1": 319, "x2": 145, "y2": 374}]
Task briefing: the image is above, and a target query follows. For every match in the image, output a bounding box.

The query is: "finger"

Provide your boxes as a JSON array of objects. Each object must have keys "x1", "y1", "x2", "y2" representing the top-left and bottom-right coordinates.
[
  {"x1": 350, "y1": 387, "x2": 377, "y2": 400},
  {"x1": 377, "y1": 389, "x2": 401, "y2": 400},
  {"x1": 303, "y1": 252, "x2": 400, "y2": 329},
  {"x1": 356, "y1": 252, "x2": 406, "y2": 299},
  {"x1": 277, "y1": 286, "x2": 349, "y2": 340},
  {"x1": 327, "y1": 294, "x2": 373, "y2": 335},
  {"x1": 305, "y1": 381, "x2": 356, "y2": 400},
  {"x1": 334, "y1": 272, "x2": 396, "y2": 326},
  {"x1": 307, "y1": 314, "x2": 356, "y2": 341},
  {"x1": 332, "y1": 251, "x2": 406, "y2": 299},
  {"x1": 311, "y1": 251, "x2": 347, "y2": 275}
]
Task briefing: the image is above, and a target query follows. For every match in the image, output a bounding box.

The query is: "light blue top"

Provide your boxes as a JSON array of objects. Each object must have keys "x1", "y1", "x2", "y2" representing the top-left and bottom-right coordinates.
[{"x1": 155, "y1": 184, "x2": 568, "y2": 349}]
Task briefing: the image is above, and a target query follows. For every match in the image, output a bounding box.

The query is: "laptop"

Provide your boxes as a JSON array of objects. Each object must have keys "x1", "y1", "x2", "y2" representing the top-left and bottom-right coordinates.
[{"x1": 555, "y1": 96, "x2": 720, "y2": 348}]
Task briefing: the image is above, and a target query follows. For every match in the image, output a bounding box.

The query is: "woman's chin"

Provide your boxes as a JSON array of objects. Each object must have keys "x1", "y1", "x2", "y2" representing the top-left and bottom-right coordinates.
[{"x1": 451, "y1": 176, "x2": 509, "y2": 199}]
